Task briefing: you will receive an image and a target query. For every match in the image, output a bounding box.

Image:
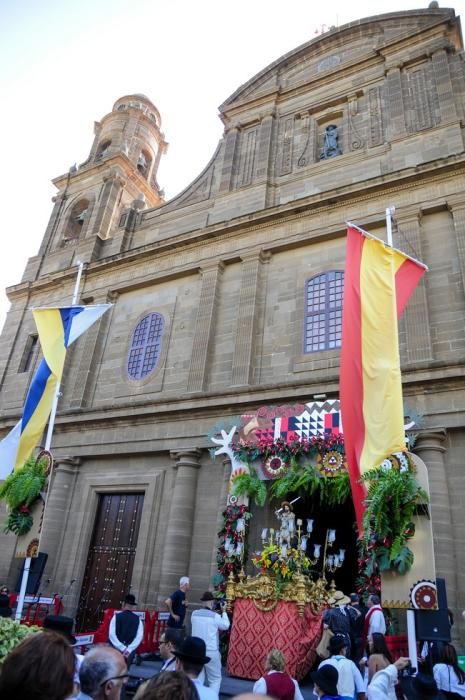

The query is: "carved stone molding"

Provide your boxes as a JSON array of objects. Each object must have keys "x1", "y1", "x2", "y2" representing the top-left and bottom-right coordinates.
[
  {"x1": 169, "y1": 448, "x2": 202, "y2": 470},
  {"x1": 414, "y1": 428, "x2": 447, "y2": 455}
]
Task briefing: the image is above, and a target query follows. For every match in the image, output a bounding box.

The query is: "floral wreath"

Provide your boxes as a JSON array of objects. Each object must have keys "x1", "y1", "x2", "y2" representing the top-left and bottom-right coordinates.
[
  {"x1": 317, "y1": 449, "x2": 346, "y2": 477},
  {"x1": 263, "y1": 455, "x2": 289, "y2": 479}
]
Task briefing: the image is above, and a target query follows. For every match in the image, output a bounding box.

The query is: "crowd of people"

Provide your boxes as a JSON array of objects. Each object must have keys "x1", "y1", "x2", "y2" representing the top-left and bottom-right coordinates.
[{"x1": 1, "y1": 577, "x2": 465, "y2": 700}]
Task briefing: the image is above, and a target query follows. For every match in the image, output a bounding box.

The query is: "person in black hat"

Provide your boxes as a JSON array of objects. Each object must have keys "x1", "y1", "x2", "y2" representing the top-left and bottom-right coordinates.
[
  {"x1": 312, "y1": 665, "x2": 343, "y2": 699},
  {"x1": 173, "y1": 636, "x2": 216, "y2": 700},
  {"x1": 44, "y1": 614, "x2": 78, "y2": 644},
  {"x1": 190, "y1": 591, "x2": 230, "y2": 696},
  {"x1": 318, "y1": 634, "x2": 366, "y2": 700},
  {"x1": 43, "y1": 614, "x2": 83, "y2": 696},
  {"x1": 108, "y1": 593, "x2": 144, "y2": 668},
  {"x1": 0, "y1": 592, "x2": 13, "y2": 618}
]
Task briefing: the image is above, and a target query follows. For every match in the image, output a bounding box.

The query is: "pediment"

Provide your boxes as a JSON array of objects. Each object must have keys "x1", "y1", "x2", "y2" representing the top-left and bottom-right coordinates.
[{"x1": 220, "y1": 9, "x2": 456, "y2": 113}]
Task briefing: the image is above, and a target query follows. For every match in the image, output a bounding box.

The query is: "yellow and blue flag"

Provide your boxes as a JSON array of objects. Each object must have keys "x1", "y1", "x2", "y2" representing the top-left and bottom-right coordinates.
[{"x1": 0, "y1": 304, "x2": 111, "y2": 478}]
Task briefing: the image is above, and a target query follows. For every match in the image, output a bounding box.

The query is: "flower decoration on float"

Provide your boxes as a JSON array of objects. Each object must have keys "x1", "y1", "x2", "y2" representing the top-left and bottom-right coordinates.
[
  {"x1": 252, "y1": 544, "x2": 311, "y2": 582},
  {"x1": 357, "y1": 451, "x2": 428, "y2": 589},
  {"x1": 232, "y1": 433, "x2": 346, "y2": 473},
  {"x1": 214, "y1": 503, "x2": 252, "y2": 593}
]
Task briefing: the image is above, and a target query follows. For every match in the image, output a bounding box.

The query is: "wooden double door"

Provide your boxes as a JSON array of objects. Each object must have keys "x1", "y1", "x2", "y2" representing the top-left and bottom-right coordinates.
[{"x1": 76, "y1": 493, "x2": 144, "y2": 632}]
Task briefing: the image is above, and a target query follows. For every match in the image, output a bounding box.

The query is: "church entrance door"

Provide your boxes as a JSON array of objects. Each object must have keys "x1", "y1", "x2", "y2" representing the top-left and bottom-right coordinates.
[{"x1": 76, "y1": 492, "x2": 144, "y2": 632}]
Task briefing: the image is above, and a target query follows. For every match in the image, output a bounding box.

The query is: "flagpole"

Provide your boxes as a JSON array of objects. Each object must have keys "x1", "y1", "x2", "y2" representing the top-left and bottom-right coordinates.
[
  {"x1": 346, "y1": 221, "x2": 429, "y2": 271},
  {"x1": 15, "y1": 261, "x2": 84, "y2": 622},
  {"x1": 386, "y1": 206, "x2": 395, "y2": 247}
]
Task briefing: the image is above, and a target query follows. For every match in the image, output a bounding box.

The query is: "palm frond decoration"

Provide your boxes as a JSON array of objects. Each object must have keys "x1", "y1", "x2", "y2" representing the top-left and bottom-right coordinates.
[{"x1": 360, "y1": 460, "x2": 428, "y2": 576}]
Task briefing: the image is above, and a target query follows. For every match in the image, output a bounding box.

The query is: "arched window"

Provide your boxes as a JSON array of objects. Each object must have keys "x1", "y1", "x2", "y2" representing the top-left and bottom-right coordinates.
[
  {"x1": 304, "y1": 271, "x2": 344, "y2": 353},
  {"x1": 63, "y1": 199, "x2": 89, "y2": 245},
  {"x1": 95, "y1": 140, "x2": 112, "y2": 161},
  {"x1": 127, "y1": 313, "x2": 165, "y2": 380}
]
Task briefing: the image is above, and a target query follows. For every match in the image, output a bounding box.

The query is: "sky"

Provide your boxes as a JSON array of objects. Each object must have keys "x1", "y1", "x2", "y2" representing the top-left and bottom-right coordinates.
[{"x1": 0, "y1": 0, "x2": 463, "y2": 329}]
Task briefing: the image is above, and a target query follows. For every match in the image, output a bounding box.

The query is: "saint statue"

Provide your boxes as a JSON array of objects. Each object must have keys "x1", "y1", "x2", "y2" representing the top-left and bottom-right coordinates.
[
  {"x1": 274, "y1": 501, "x2": 296, "y2": 546},
  {"x1": 320, "y1": 124, "x2": 342, "y2": 160}
]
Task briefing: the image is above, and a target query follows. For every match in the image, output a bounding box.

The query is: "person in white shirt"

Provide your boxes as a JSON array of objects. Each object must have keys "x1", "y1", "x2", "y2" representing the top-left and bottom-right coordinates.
[
  {"x1": 108, "y1": 594, "x2": 144, "y2": 667},
  {"x1": 319, "y1": 634, "x2": 366, "y2": 700},
  {"x1": 366, "y1": 658, "x2": 409, "y2": 700},
  {"x1": 174, "y1": 636, "x2": 218, "y2": 700},
  {"x1": 190, "y1": 591, "x2": 230, "y2": 695},
  {"x1": 433, "y1": 643, "x2": 465, "y2": 697},
  {"x1": 364, "y1": 595, "x2": 386, "y2": 644}
]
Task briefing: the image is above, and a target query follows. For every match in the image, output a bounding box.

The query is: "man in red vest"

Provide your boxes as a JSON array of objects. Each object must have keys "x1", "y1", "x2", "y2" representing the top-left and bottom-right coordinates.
[{"x1": 363, "y1": 594, "x2": 386, "y2": 647}]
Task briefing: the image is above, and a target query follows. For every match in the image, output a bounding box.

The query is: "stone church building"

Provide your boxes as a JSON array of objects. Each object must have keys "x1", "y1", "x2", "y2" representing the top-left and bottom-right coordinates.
[{"x1": 1, "y1": 6, "x2": 465, "y2": 637}]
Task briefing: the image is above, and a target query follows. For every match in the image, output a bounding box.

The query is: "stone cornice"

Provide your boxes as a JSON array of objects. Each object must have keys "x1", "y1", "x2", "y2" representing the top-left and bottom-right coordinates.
[
  {"x1": 52, "y1": 154, "x2": 161, "y2": 205},
  {"x1": 9, "y1": 151, "x2": 465, "y2": 303},
  {"x1": 1, "y1": 359, "x2": 465, "y2": 435}
]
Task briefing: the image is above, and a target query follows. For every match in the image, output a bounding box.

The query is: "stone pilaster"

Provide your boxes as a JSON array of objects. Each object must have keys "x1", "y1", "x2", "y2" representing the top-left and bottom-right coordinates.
[
  {"x1": 385, "y1": 67, "x2": 406, "y2": 140},
  {"x1": 187, "y1": 263, "x2": 224, "y2": 392},
  {"x1": 231, "y1": 251, "x2": 270, "y2": 386},
  {"x1": 68, "y1": 292, "x2": 117, "y2": 409},
  {"x1": 38, "y1": 194, "x2": 67, "y2": 257},
  {"x1": 447, "y1": 197, "x2": 465, "y2": 299},
  {"x1": 0, "y1": 291, "x2": 30, "y2": 390},
  {"x1": 218, "y1": 128, "x2": 239, "y2": 193},
  {"x1": 40, "y1": 458, "x2": 80, "y2": 592},
  {"x1": 158, "y1": 449, "x2": 202, "y2": 597},
  {"x1": 432, "y1": 49, "x2": 457, "y2": 122},
  {"x1": 396, "y1": 210, "x2": 432, "y2": 362},
  {"x1": 255, "y1": 114, "x2": 274, "y2": 181},
  {"x1": 414, "y1": 429, "x2": 456, "y2": 609},
  {"x1": 89, "y1": 172, "x2": 126, "y2": 241}
]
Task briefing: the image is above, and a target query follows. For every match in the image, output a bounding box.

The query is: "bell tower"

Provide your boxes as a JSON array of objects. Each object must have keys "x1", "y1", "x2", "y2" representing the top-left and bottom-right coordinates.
[{"x1": 24, "y1": 94, "x2": 167, "y2": 280}]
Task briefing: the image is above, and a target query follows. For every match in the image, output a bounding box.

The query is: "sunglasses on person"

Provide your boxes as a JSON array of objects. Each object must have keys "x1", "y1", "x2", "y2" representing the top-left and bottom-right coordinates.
[{"x1": 100, "y1": 673, "x2": 130, "y2": 686}]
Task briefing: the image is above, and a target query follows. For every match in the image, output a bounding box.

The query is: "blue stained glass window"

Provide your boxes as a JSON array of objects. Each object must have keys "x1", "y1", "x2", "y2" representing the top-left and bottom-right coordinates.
[
  {"x1": 127, "y1": 313, "x2": 164, "y2": 380},
  {"x1": 304, "y1": 271, "x2": 344, "y2": 353}
]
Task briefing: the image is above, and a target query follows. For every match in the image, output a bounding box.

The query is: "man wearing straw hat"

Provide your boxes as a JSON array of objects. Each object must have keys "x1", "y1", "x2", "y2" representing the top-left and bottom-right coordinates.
[{"x1": 323, "y1": 590, "x2": 360, "y2": 659}]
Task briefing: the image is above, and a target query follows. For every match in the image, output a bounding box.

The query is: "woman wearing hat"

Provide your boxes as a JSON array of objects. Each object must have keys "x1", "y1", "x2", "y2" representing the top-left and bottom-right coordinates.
[
  {"x1": 318, "y1": 634, "x2": 366, "y2": 700},
  {"x1": 253, "y1": 649, "x2": 304, "y2": 700}
]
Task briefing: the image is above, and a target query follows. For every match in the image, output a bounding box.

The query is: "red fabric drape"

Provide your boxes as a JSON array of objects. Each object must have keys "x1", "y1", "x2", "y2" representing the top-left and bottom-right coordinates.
[{"x1": 227, "y1": 598, "x2": 322, "y2": 681}]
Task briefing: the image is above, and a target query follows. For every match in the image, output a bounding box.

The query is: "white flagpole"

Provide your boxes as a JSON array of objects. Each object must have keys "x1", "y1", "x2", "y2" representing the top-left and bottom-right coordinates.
[
  {"x1": 386, "y1": 206, "x2": 395, "y2": 247},
  {"x1": 15, "y1": 261, "x2": 84, "y2": 622},
  {"x1": 346, "y1": 220, "x2": 428, "y2": 271}
]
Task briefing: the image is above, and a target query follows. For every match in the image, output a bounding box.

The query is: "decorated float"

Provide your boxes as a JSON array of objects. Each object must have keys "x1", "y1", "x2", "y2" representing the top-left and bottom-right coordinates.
[{"x1": 209, "y1": 221, "x2": 438, "y2": 681}]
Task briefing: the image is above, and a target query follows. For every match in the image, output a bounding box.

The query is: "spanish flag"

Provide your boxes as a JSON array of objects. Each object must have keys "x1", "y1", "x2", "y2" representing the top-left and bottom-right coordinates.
[
  {"x1": 0, "y1": 305, "x2": 111, "y2": 478},
  {"x1": 340, "y1": 225, "x2": 426, "y2": 534}
]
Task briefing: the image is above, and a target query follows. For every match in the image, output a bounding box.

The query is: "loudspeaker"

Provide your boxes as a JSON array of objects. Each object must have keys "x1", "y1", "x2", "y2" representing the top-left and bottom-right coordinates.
[
  {"x1": 415, "y1": 608, "x2": 451, "y2": 642},
  {"x1": 16, "y1": 552, "x2": 48, "y2": 595}
]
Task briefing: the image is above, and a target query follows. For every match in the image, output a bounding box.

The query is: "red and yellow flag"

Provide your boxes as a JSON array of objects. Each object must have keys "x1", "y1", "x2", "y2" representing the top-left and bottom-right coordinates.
[{"x1": 340, "y1": 225, "x2": 426, "y2": 534}]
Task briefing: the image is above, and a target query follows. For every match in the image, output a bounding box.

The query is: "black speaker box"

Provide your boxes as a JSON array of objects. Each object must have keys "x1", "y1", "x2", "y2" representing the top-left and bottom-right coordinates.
[
  {"x1": 16, "y1": 552, "x2": 48, "y2": 595},
  {"x1": 415, "y1": 608, "x2": 451, "y2": 642}
]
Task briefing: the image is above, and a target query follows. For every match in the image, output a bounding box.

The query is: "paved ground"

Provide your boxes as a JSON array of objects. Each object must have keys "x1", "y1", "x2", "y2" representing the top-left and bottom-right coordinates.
[{"x1": 126, "y1": 657, "x2": 317, "y2": 698}]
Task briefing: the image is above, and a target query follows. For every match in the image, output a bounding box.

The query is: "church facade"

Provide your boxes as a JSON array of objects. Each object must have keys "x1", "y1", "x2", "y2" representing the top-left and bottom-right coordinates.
[{"x1": 1, "y1": 7, "x2": 465, "y2": 637}]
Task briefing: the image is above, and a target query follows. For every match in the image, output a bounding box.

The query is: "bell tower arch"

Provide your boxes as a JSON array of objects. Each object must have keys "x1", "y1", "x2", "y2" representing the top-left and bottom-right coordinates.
[{"x1": 25, "y1": 94, "x2": 167, "y2": 280}]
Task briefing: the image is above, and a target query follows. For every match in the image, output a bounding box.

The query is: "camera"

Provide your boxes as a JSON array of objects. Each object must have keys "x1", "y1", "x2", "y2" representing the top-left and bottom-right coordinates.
[
  {"x1": 215, "y1": 598, "x2": 226, "y2": 612},
  {"x1": 401, "y1": 661, "x2": 416, "y2": 676}
]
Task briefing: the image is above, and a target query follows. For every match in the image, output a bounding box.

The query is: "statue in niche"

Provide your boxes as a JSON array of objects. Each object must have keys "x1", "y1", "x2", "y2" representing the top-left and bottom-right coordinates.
[{"x1": 320, "y1": 124, "x2": 342, "y2": 160}]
